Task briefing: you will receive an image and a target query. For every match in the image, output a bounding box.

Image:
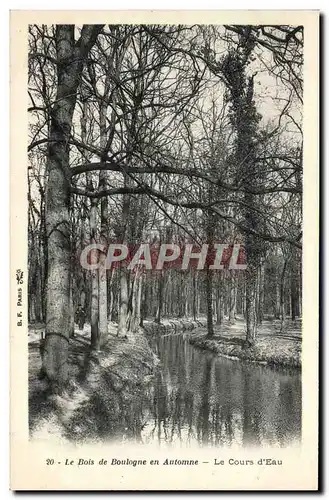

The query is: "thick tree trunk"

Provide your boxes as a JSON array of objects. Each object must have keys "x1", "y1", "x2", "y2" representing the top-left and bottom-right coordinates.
[
  {"x1": 42, "y1": 26, "x2": 78, "y2": 390},
  {"x1": 97, "y1": 217, "x2": 108, "y2": 346},
  {"x1": 135, "y1": 272, "x2": 142, "y2": 331},
  {"x1": 128, "y1": 270, "x2": 142, "y2": 333},
  {"x1": 216, "y1": 280, "x2": 224, "y2": 326},
  {"x1": 117, "y1": 172, "x2": 131, "y2": 337},
  {"x1": 275, "y1": 281, "x2": 281, "y2": 319},
  {"x1": 41, "y1": 25, "x2": 102, "y2": 390},
  {"x1": 69, "y1": 276, "x2": 75, "y2": 338},
  {"x1": 257, "y1": 265, "x2": 264, "y2": 324},
  {"x1": 42, "y1": 157, "x2": 71, "y2": 389},
  {"x1": 107, "y1": 268, "x2": 115, "y2": 321},
  {"x1": 219, "y1": 37, "x2": 261, "y2": 347}
]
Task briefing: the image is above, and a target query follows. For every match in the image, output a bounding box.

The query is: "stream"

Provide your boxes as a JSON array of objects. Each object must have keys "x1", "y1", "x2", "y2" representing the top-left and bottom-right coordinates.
[{"x1": 139, "y1": 333, "x2": 301, "y2": 448}]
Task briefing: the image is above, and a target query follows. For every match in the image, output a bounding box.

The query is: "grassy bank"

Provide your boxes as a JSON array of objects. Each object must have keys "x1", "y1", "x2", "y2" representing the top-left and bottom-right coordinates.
[
  {"x1": 28, "y1": 323, "x2": 159, "y2": 444},
  {"x1": 189, "y1": 318, "x2": 301, "y2": 369},
  {"x1": 143, "y1": 317, "x2": 207, "y2": 336}
]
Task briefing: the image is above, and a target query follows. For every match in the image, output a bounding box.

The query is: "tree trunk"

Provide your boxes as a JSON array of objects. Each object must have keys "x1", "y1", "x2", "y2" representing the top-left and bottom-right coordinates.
[
  {"x1": 69, "y1": 276, "x2": 75, "y2": 338},
  {"x1": 42, "y1": 26, "x2": 86, "y2": 391},
  {"x1": 275, "y1": 281, "x2": 281, "y2": 319},
  {"x1": 117, "y1": 171, "x2": 131, "y2": 337},
  {"x1": 135, "y1": 272, "x2": 143, "y2": 331},
  {"x1": 192, "y1": 272, "x2": 197, "y2": 321},
  {"x1": 118, "y1": 266, "x2": 129, "y2": 337},
  {"x1": 216, "y1": 277, "x2": 224, "y2": 326},
  {"x1": 299, "y1": 255, "x2": 302, "y2": 317},
  {"x1": 245, "y1": 265, "x2": 258, "y2": 346},
  {"x1": 206, "y1": 265, "x2": 214, "y2": 337},
  {"x1": 280, "y1": 258, "x2": 288, "y2": 331},
  {"x1": 40, "y1": 191, "x2": 47, "y2": 322},
  {"x1": 107, "y1": 268, "x2": 115, "y2": 321},
  {"x1": 228, "y1": 273, "x2": 236, "y2": 324},
  {"x1": 257, "y1": 265, "x2": 264, "y2": 324},
  {"x1": 129, "y1": 270, "x2": 142, "y2": 333},
  {"x1": 89, "y1": 197, "x2": 100, "y2": 350},
  {"x1": 98, "y1": 92, "x2": 110, "y2": 347},
  {"x1": 156, "y1": 271, "x2": 164, "y2": 323}
]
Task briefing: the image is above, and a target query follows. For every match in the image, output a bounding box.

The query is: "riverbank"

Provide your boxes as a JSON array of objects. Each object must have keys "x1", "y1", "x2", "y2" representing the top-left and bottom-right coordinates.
[
  {"x1": 143, "y1": 317, "x2": 207, "y2": 336},
  {"x1": 189, "y1": 318, "x2": 301, "y2": 369},
  {"x1": 28, "y1": 323, "x2": 159, "y2": 444}
]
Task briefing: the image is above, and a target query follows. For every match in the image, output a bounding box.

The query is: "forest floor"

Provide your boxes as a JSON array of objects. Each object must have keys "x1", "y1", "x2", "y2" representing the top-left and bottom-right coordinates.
[
  {"x1": 28, "y1": 323, "x2": 159, "y2": 444},
  {"x1": 188, "y1": 317, "x2": 302, "y2": 369},
  {"x1": 28, "y1": 315, "x2": 301, "y2": 442}
]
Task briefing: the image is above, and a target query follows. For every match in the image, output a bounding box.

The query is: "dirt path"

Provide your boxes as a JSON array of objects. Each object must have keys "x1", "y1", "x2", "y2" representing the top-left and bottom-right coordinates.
[{"x1": 28, "y1": 324, "x2": 159, "y2": 444}]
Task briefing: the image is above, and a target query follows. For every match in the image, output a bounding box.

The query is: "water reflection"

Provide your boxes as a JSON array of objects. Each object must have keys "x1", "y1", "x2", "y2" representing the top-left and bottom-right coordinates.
[{"x1": 141, "y1": 334, "x2": 301, "y2": 448}]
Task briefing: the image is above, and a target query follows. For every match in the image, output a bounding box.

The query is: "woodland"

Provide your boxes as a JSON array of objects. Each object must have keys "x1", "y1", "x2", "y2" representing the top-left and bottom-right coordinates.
[{"x1": 28, "y1": 24, "x2": 303, "y2": 394}]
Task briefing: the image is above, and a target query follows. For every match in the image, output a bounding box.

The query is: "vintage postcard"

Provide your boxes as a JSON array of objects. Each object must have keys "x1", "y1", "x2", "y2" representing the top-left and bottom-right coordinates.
[{"x1": 10, "y1": 10, "x2": 319, "y2": 490}]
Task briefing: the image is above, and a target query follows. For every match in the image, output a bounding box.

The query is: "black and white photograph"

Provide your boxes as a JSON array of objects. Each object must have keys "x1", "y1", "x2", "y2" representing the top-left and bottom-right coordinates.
[{"x1": 10, "y1": 10, "x2": 319, "y2": 491}]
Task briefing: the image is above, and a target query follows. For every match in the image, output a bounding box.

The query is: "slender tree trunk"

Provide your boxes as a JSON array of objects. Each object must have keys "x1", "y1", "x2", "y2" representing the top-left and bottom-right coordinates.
[
  {"x1": 118, "y1": 266, "x2": 129, "y2": 337},
  {"x1": 290, "y1": 249, "x2": 298, "y2": 321},
  {"x1": 245, "y1": 265, "x2": 258, "y2": 345},
  {"x1": 206, "y1": 265, "x2": 214, "y2": 337},
  {"x1": 89, "y1": 196, "x2": 100, "y2": 350},
  {"x1": 42, "y1": 108, "x2": 71, "y2": 387},
  {"x1": 257, "y1": 265, "x2": 264, "y2": 324},
  {"x1": 280, "y1": 258, "x2": 288, "y2": 331},
  {"x1": 192, "y1": 272, "x2": 197, "y2": 321},
  {"x1": 299, "y1": 255, "x2": 302, "y2": 317},
  {"x1": 185, "y1": 279, "x2": 189, "y2": 317},
  {"x1": 241, "y1": 276, "x2": 246, "y2": 317},
  {"x1": 228, "y1": 273, "x2": 236, "y2": 324},
  {"x1": 98, "y1": 98, "x2": 109, "y2": 347},
  {"x1": 156, "y1": 271, "x2": 164, "y2": 324},
  {"x1": 42, "y1": 28, "x2": 78, "y2": 389},
  {"x1": 215, "y1": 288, "x2": 221, "y2": 325}
]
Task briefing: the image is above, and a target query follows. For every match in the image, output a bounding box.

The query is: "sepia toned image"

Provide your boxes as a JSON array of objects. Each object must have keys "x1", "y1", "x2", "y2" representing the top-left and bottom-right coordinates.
[{"x1": 10, "y1": 10, "x2": 319, "y2": 491}]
